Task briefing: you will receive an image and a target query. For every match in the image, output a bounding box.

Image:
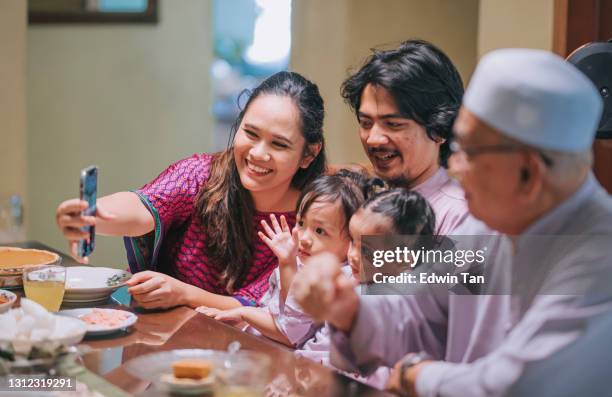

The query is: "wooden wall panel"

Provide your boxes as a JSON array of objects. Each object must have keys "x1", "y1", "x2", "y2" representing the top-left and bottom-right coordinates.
[
  {"x1": 600, "y1": 0, "x2": 612, "y2": 41},
  {"x1": 554, "y1": 0, "x2": 612, "y2": 193}
]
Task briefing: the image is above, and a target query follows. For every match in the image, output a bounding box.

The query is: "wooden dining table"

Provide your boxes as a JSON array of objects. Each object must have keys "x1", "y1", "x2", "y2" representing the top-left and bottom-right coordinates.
[{"x1": 3, "y1": 242, "x2": 391, "y2": 397}]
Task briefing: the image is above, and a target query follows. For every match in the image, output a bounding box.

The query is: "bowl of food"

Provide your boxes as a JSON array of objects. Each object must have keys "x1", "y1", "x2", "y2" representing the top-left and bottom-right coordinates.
[
  {"x1": 0, "y1": 289, "x2": 17, "y2": 313},
  {"x1": 0, "y1": 340, "x2": 77, "y2": 376},
  {"x1": 0, "y1": 247, "x2": 61, "y2": 289},
  {"x1": 0, "y1": 298, "x2": 87, "y2": 355}
]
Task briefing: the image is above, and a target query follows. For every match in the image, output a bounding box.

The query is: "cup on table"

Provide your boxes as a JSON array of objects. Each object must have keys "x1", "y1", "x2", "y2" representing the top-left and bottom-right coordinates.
[
  {"x1": 22, "y1": 265, "x2": 66, "y2": 312},
  {"x1": 215, "y1": 351, "x2": 271, "y2": 397}
]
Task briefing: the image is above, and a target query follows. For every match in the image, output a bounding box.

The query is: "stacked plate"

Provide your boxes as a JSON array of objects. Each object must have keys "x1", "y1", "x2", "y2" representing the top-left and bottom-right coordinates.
[{"x1": 64, "y1": 266, "x2": 131, "y2": 304}]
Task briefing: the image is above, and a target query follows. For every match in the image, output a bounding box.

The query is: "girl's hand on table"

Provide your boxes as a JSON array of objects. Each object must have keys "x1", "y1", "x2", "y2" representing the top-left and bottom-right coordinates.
[
  {"x1": 196, "y1": 306, "x2": 248, "y2": 329},
  {"x1": 212, "y1": 307, "x2": 245, "y2": 325},
  {"x1": 55, "y1": 198, "x2": 115, "y2": 264},
  {"x1": 126, "y1": 271, "x2": 188, "y2": 309},
  {"x1": 195, "y1": 306, "x2": 221, "y2": 317},
  {"x1": 258, "y1": 214, "x2": 298, "y2": 268}
]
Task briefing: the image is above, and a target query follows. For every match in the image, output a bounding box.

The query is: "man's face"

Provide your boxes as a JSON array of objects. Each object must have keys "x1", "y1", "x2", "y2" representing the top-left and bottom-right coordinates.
[
  {"x1": 449, "y1": 107, "x2": 527, "y2": 233},
  {"x1": 357, "y1": 84, "x2": 441, "y2": 187}
]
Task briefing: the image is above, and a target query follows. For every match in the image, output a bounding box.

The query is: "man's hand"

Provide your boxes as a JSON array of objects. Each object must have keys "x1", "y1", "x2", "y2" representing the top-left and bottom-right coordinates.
[
  {"x1": 386, "y1": 356, "x2": 432, "y2": 397},
  {"x1": 293, "y1": 253, "x2": 360, "y2": 332},
  {"x1": 126, "y1": 271, "x2": 188, "y2": 309}
]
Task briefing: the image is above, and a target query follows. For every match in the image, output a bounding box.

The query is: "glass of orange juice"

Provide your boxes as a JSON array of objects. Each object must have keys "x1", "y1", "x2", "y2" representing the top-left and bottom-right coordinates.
[{"x1": 22, "y1": 265, "x2": 66, "y2": 312}]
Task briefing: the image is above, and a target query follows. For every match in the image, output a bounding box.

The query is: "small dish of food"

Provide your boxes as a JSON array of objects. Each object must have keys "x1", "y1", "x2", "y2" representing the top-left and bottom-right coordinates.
[
  {"x1": 0, "y1": 289, "x2": 17, "y2": 313},
  {"x1": 58, "y1": 308, "x2": 137, "y2": 336},
  {"x1": 124, "y1": 349, "x2": 223, "y2": 395},
  {"x1": 158, "y1": 359, "x2": 215, "y2": 395}
]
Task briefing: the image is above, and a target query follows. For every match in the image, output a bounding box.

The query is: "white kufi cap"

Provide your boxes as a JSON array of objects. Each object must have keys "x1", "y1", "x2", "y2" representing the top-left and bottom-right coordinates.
[{"x1": 464, "y1": 48, "x2": 603, "y2": 152}]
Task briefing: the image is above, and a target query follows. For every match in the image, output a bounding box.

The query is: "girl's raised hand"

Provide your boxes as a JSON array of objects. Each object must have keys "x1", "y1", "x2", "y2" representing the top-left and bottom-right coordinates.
[{"x1": 258, "y1": 214, "x2": 298, "y2": 267}]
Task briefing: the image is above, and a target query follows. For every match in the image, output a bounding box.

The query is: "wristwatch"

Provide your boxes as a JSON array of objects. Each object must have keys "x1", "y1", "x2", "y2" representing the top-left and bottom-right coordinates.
[{"x1": 399, "y1": 352, "x2": 432, "y2": 397}]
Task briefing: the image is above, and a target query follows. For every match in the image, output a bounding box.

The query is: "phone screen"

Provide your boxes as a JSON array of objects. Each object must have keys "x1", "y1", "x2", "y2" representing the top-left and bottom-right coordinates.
[{"x1": 79, "y1": 166, "x2": 98, "y2": 257}]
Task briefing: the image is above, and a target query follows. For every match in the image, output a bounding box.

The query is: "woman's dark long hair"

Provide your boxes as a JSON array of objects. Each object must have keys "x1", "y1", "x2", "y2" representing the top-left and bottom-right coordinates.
[
  {"x1": 341, "y1": 39, "x2": 464, "y2": 167},
  {"x1": 195, "y1": 71, "x2": 326, "y2": 292}
]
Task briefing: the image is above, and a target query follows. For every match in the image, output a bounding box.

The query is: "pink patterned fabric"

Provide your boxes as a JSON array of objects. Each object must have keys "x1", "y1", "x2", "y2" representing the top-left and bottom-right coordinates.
[{"x1": 123, "y1": 153, "x2": 296, "y2": 306}]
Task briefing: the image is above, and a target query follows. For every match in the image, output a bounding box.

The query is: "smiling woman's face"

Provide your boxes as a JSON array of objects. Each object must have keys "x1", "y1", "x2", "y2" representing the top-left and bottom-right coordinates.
[{"x1": 233, "y1": 94, "x2": 311, "y2": 196}]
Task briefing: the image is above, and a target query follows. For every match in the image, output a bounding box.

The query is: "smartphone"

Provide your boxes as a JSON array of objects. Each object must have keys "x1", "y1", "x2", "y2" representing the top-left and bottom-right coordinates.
[{"x1": 78, "y1": 165, "x2": 98, "y2": 257}]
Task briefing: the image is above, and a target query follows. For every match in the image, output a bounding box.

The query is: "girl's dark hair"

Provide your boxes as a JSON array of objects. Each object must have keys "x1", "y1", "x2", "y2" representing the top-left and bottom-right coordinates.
[
  {"x1": 334, "y1": 169, "x2": 387, "y2": 201},
  {"x1": 195, "y1": 71, "x2": 326, "y2": 292},
  {"x1": 341, "y1": 39, "x2": 464, "y2": 167},
  {"x1": 363, "y1": 188, "x2": 436, "y2": 236},
  {"x1": 296, "y1": 170, "x2": 369, "y2": 233}
]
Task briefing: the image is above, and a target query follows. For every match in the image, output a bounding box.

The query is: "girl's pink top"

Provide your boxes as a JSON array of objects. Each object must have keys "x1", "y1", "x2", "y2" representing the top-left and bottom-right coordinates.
[{"x1": 123, "y1": 153, "x2": 296, "y2": 306}]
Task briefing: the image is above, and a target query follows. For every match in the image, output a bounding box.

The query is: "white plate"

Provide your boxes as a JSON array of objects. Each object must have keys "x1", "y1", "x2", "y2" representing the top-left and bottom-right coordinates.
[
  {"x1": 63, "y1": 295, "x2": 109, "y2": 302},
  {"x1": 158, "y1": 374, "x2": 215, "y2": 395},
  {"x1": 59, "y1": 308, "x2": 137, "y2": 336},
  {"x1": 64, "y1": 267, "x2": 130, "y2": 303},
  {"x1": 63, "y1": 291, "x2": 114, "y2": 302},
  {"x1": 65, "y1": 266, "x2": 131, "y2": 291},
  {"x1": 62, "y1": 297, "x2": 111, "y2": 305}
]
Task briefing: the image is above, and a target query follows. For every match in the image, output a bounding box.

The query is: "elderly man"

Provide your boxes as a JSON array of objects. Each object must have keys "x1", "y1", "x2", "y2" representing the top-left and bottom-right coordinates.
[
  {"x1": 339, "y1": 40, "x2": 469, "y2": 235},
  {"x1": 295, "y1": 49, "x2": 611, "y2": 396}
]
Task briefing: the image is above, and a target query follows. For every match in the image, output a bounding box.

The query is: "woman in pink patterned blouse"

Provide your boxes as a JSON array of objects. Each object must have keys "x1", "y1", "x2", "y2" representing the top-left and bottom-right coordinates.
[{"x1": 55, "y1": 72, "x2": 326, "y2": 310}]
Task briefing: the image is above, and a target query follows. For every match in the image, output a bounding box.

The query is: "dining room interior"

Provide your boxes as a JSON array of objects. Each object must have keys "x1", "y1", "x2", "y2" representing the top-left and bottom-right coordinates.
[
  {"x1": 1, "y1": 0, "x2": 611, "y2": 396},
  {"x1": 0, "y1": 0, "x2": 569, "y2": 266}
]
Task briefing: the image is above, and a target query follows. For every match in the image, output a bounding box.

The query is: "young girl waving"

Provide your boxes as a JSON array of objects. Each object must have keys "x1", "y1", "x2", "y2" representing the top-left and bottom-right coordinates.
[{"x1": 198, "y1": 171, "x2": 369, "y2": 345}]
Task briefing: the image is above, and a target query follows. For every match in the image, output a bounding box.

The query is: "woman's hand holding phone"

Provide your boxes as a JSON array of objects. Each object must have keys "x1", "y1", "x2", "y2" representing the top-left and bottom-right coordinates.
[{"x1": 55, "y1": 198, "x2": 115, "y2": 264}]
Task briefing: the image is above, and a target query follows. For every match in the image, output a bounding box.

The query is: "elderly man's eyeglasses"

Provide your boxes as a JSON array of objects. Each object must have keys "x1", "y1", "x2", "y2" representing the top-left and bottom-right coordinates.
[{"x1": 449, "y1": 141, "x2": 553, "y2": 166}]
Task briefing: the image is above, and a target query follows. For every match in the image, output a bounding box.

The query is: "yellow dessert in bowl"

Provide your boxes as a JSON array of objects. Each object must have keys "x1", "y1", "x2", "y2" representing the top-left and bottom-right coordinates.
[{"x1": 0, "y1": 247, "x2": 61, "y2": 289}]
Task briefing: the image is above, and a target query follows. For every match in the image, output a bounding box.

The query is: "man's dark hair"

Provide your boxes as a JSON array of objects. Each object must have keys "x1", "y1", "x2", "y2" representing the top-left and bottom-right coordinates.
[{"x1": 341, "y1": 39, "x2": 464, "y2": 167}]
